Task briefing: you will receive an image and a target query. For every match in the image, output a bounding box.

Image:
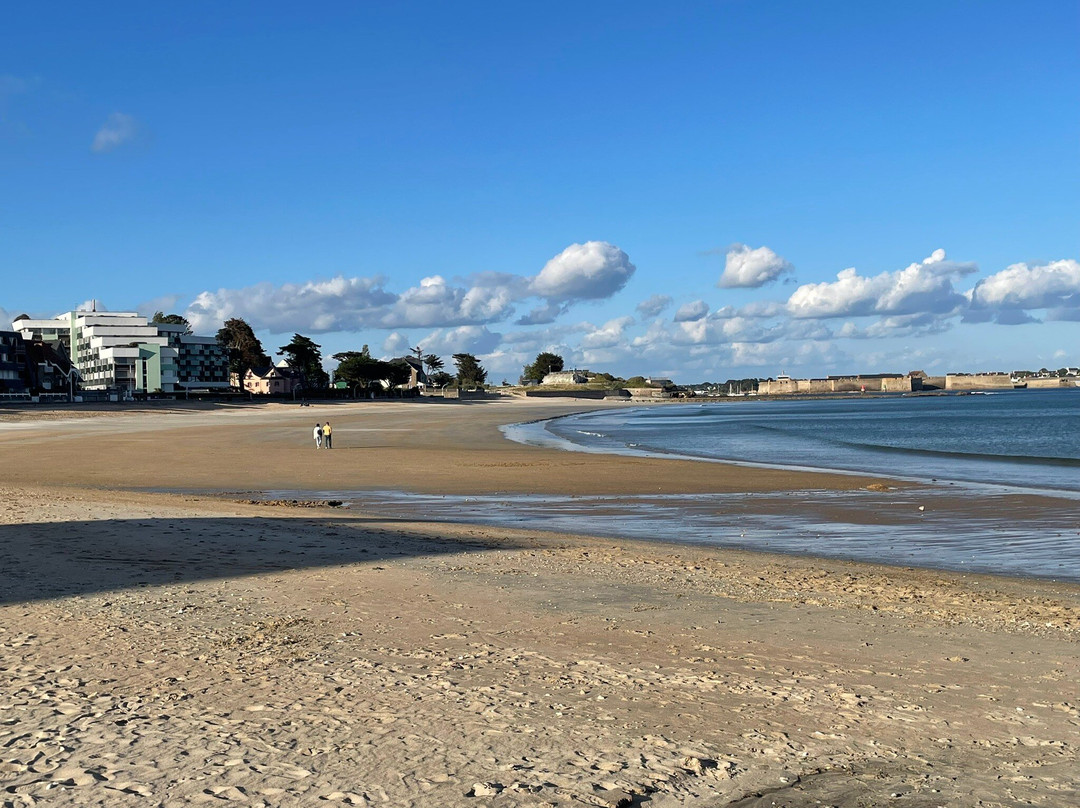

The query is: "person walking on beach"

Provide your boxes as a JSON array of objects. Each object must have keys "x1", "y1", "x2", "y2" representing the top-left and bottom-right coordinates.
[
  {"x1": 323, "y1": 421, "x2": 332, "y2": 449},
  {"x1": 313, "y1": 423, "x2": 323, "y2": 449}
]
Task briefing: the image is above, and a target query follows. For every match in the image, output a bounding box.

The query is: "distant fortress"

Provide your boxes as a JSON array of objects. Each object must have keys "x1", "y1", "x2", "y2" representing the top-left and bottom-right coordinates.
[
  {"x1": 758, "y1": 373, "x2": 919, "y2": 395},
  {"x1": 758, "y1": 372, "x2": 1078, "y2": 395}
]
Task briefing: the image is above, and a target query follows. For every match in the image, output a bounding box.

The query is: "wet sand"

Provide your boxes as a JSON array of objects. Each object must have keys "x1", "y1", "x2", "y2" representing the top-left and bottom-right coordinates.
[{"x1": 0, "y1": 398, "x2": 1077, "y2": 806}]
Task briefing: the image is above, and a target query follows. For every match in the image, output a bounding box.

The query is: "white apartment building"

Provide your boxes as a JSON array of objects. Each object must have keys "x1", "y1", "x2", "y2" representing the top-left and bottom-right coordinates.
[{"x1": 13, "y1": 311, "x2": 178, "y2": 394}]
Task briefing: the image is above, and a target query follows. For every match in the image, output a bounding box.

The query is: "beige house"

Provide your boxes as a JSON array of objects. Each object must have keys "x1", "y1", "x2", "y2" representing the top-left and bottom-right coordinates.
[{"x1": 232, "y1": 361, "x2": 303, "y2": 395}]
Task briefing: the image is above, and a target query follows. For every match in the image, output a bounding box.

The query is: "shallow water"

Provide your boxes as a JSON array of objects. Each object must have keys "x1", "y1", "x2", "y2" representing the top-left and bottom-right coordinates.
[{"x1": 260, "y1": 486, "x2": 1080, "y2": 583}]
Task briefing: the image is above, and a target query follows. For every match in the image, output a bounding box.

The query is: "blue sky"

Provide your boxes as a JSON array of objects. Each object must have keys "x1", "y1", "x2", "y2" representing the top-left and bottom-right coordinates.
[{"x1": 2, "y1": 1, "x2": 1078, "y2": 381}]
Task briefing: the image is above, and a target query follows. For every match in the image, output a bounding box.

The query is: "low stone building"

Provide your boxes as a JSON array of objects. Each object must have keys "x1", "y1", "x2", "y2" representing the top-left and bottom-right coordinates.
[{"x1": 542, "y1": 370, "x2": 588, "y2": 385}]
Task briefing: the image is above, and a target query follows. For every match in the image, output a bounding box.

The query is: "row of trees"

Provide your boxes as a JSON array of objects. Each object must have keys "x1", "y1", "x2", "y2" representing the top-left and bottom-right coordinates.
[
  {"x1": 153, "y1": 317, "x2": 676, "y2": 393},
  {"x1": 209, "y1": 316, "x2": 491, "y2": 393},
  {"x1": 151, "y1": 319, "x2": 648, "y2": 393}
]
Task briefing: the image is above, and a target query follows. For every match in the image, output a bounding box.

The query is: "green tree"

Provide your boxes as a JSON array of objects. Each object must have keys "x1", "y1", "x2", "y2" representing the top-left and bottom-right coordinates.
[
  {"x1": 521, "y1": 351, "x2": 565, "y2": 383},
  {"x1": 332, "y1": 345, "x2": 371, "y2": 364},
  {"x1": 624, "y1": 376, "x2": 648, "y2": 388},
  {"x1": 452, "y1": 353, "x2": 487, "y2": 387},
  {"x1": 278, "y1": 333, "x2": 330, "y2": 390},
  {"x1": 423, "y1": 353, "x2": 444, "y2": 382},
  {"x1": 334, "y1": 353, "x2": 386, "y2": 394},
  {"x1": 386, "y1": 359, "x2": 414, "y2": 391},
  {"x1": 151, "y1": 311, "x2": 192, "y2": 334},
  {"x1": 428, "y1": 370, "x2": 454, "y2": 387},
  {"x1": 217, "y1": 318, "x2": 270, "y2": 377}
]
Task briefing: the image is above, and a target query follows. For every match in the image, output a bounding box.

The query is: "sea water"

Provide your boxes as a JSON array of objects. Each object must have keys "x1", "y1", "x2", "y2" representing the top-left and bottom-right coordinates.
[{"x1": 531, "y1": 390, "x2": 1080, "y2": 495}]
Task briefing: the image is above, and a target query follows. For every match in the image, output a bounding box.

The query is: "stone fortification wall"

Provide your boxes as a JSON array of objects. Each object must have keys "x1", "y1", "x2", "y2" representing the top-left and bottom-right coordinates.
[
  {"x1": 1023, "y1": 377, "x2": 1070, "y2": 389},
  {"x1": 525, "y1": 388, "x2": 616, "y2": 399},
  {"x1": 945, "y1": 374, "x2": 1014, "y2": 390},
  {"x1": 758, "y1": 379, "x2": 798, "y2": 395},
  {"x1": 759, "y1": 376, "x2": 915, "y2": 395}
]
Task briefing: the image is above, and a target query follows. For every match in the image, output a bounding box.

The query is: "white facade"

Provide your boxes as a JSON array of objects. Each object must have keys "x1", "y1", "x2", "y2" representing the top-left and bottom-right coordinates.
[{"x1": 13, "y1": 311, "x2": 178, "y2": 393}]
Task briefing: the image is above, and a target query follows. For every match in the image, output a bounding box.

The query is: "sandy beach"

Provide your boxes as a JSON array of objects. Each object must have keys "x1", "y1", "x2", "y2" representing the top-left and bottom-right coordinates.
[{"x1": 1, "y1": 398, "x2": 1077, "y2": 807}]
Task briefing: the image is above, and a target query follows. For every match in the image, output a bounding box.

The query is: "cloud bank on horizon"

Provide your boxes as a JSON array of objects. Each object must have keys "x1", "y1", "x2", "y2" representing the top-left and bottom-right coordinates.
[{"x1": 164, "y1": 243, "x2": 1080, "y2": 381}]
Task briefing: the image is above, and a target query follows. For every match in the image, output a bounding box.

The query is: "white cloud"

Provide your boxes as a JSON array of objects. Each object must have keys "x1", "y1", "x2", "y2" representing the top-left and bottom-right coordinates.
[
  {"x1": 581, "y1": 316, "x2": 635, "y2": 350},
  {"x1": 673, "y1": 300, "x2": 709, "y2": 322},
  {"x1": 383, "y1": 274, "x2": 517, "y2": 328},
  {"x1": 787, "y1": 249, "x2": 976, "y2": 319},
  {"x1": 728, "y1": 339, "x2": 847, "y2": 370},
  {"x1": 74, "y1": 299, "x2": 108, "y2": 312},
  {"x1": 179, "y1": 241, "x2": 635, "y2": 337},
  {"x1": 719, "y1": 244, "x2": 794, "y2": 288},
  {"x1": 382, "y1": 332, "x2": 411, "y2": 356},
  {"x1": 91, "y1": 112, "x2": 139, "y2": 153},
  {"x1": 516, "y1": 301, "x2": 567, "y2": 326},
  {"x1": 636, "y1": 294, "x2": 672, "y2": 317},
  {"x1": 414, "y1": 325, "x2": 502, "y2": 357},
  {"x1": 529, "y1": 241, "x2": 636, "y2": 303},
  {"x1": 185, "y1": 275, "x2": 397, "y2": 334},
  {"x1": 969, "y1": 259, "x2": 1080, "y2": 313},
  {"x1": 861, "y1": 312, "x2": 957, "y2": 338},
  {"x1": 501, "y1": 322, "x2": 588, "y2": 347},
  {"x1": 737, "y1": 300, "x2": 787, "y2": 319}
]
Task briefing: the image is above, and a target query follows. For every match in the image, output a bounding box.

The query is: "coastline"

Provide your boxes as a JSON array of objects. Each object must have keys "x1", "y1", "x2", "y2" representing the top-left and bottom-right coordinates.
[{"x1": 1, "y1": 400, "x2": 1078, "y2": 805}]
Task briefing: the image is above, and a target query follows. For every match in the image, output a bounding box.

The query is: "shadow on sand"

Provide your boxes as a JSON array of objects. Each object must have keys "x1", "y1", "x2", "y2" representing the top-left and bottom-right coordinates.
[{"x1": 0, "y1": 512, "x2": 520, "y2": 606}]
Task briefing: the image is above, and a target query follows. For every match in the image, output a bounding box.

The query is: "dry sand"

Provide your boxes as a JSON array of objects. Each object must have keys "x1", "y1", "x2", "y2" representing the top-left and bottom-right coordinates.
[{"x1": 0, "y1": 399, "x2": 1077, "y2": 807}]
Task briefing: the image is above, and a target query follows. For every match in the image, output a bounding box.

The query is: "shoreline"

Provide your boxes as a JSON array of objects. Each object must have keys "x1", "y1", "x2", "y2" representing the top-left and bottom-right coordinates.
[
  {"x1": 3, "y1": 397, "x2": 1078, "y2": 583},
  {"x1": 1, "y1": 402, "x2": 1078, "y2": 805},
  {"x1": 511, "y1": 399, "x2": 1080, "y2": 500}
]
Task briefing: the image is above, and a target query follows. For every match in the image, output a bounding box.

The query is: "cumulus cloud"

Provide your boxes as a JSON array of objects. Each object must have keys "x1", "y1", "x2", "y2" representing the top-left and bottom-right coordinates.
[
  {"x1": 413, "y1": 325, "x2": 502, "y2": 357},
  {"x1": 185, "y1": 275, "x2": 397, "y2": 334},
  {"x1": 969, "y1": 259, "x2": 1080, "y2": 313},
  {"x1": 581, "y1": 316, "x2": 635, "y2": 350},
  {"x1": 529, "y1": 241, "x2": 636, "y2": 303},
  {"x1": 501, "y1": 322, "x2": 589, "y2": 347},
  {"x1": 74, "y1": 299, "x2": 108, "y2": 312},
  {"x1": 728, "y1": 339, "x2": 846, "y2": 370},
  {"x1": 673, "y1": 300, "x2": 709, "y2": 322},
  {"x1": 636, "y1": 294, "x2": 672, "y2": 317},
  {"x1": 854, "y1": 312, "x2": 958, "y2": 339},
  {"x1": 382, "y1": 332, "x2": 412, "y2": 355},
  {"x1": 787, "y1": 249, "x2": 976, "y2": 319},
  {"x1": 737, "y1": 300, "x2": 787, "y2": 319},
  {"x1": 516, "y1": 301, "x2": 567, "y2": 326},
  {"x1": 719, "y1": 244, "x2": 794, "y2": 288},
  {"x1": 91, "y1": 112, "x2": 140, "y2": 153},
  {"x1": 179, "y1": 241, "x2": 636, "y2": 337},
  {"x1": 384, "y1": 274, "x2": 517, "y2": 328}
]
